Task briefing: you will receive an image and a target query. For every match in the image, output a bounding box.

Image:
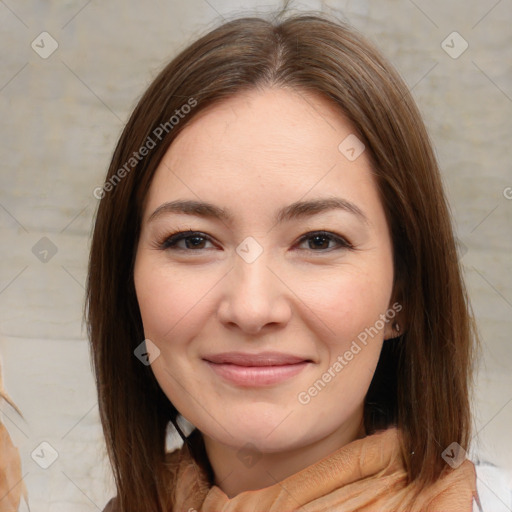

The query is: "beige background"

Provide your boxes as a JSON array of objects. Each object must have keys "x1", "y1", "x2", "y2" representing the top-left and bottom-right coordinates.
[{"x1": 0, "y1": 0, "x2": 511, "y2": 510}]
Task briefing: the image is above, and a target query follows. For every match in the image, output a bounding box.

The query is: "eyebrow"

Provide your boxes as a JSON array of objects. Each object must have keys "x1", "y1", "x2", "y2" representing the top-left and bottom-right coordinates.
[{"x1": 147, "y1": 197, "x2": 369, "y2": 226}]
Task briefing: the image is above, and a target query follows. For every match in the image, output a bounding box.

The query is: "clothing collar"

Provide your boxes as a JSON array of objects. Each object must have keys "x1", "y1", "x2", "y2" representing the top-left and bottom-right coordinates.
[{"x1": 166, "y1": 426, "x2": 478, "y2": 512}]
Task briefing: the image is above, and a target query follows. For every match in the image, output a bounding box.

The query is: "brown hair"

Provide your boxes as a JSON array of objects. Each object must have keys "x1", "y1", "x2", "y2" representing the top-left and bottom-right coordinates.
[{"x1": 86, "y1": 11, "x2": 478, "y2": 512}]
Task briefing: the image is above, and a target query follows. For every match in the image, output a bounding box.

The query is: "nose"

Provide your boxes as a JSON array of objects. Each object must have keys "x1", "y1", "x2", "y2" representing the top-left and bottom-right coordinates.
[{"x1": 216, "y1": 252, "x2": 292, "y2": 335}]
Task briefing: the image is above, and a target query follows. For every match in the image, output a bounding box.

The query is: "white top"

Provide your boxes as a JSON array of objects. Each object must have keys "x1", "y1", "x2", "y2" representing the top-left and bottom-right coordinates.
[{"x1": 473, "y1": 462, "x2": 512, "y2": 511}]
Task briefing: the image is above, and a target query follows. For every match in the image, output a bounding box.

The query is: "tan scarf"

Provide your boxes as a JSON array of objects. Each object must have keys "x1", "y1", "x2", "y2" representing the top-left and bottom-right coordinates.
[
  {"x1": 0, "y1": 361, "x2": 27, "y2": 512},
  {"x1": 166, "y1": 426, "x2": 479, "y2": 512}
]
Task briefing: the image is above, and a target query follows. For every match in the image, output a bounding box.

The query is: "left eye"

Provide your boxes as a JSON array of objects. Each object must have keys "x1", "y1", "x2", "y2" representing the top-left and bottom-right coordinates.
[{"x1": 296, "y1": 231, "x2": 352, "y2": 251}]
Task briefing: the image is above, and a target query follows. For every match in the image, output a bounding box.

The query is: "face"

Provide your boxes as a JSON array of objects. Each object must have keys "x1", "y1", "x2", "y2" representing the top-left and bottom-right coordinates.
[{"x1": 134, "y1": 87, "x2": 396, "y2": 454}]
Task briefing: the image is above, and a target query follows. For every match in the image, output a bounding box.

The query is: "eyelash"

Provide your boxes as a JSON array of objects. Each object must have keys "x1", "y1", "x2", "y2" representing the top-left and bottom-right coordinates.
[{"x1": 157, "y1": 230, "x2": 354, "y2": 253}]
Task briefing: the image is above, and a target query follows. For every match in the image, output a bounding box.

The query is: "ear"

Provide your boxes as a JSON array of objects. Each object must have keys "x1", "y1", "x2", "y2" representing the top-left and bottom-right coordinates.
[
  {"x1": 383, "y1": 312, "x2": 402, "y2": 340},
  {"x1": 383, "y1": 276, "x2": 406, "y2": 341}
]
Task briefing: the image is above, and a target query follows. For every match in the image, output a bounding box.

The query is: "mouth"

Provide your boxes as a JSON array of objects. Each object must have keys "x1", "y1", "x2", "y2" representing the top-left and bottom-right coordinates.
[{"x1": 202, "y1": 351, "x2": 313, "y2": 387}]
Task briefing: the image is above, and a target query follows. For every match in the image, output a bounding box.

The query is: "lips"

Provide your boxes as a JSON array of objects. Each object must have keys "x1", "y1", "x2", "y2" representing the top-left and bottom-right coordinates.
[
  {"x1": 203, "y1": 352, "x2": 313, "y2": 387},
  {"x1": 202, "y1": 351, "x2": 311, "y2": 366}
]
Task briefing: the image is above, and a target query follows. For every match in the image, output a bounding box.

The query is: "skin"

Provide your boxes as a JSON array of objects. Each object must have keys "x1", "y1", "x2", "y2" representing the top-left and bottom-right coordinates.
[{"x1": 134, "y1": 87, "x2": 397, "y2": 498}]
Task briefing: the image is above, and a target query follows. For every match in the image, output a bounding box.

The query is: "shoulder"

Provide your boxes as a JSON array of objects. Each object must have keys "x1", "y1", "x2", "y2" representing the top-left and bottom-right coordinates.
[
  {"x1": 100, "y1": 447, "x2": 190, "y2": 511},
  {"x1": 101, "y1": 432, "x2": 207, "y2": 511},
  {"x1": 413, "y1": 459, "x2": 476, "y2": 512}
]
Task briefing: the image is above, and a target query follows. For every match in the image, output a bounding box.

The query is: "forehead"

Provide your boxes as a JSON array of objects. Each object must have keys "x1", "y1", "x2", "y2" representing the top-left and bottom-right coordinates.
[
  {"x1": 143, "y1": 87, "x2": 380, "y2": 225},
  {"x1": 165, "y1": 87, "x2": 358, "y2": 170}
]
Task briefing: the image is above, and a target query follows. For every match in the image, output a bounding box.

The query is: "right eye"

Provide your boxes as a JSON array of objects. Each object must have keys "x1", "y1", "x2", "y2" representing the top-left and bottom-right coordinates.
[{"x1": 159, "y1": 230, "x2": 217, "y2": 251}]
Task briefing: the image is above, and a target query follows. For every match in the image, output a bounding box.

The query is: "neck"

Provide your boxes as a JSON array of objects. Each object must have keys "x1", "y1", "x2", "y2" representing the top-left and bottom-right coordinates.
[{"x1": 202, "y1": 410, "x2": 366, "y2": 498}]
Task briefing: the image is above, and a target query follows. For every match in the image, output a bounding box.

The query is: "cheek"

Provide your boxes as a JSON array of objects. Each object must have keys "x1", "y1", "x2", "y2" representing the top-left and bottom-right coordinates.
[
  {"x1": 134, "y1": 254, "x2": 217, "y2": 344},
  {"x1": 295, "y1": 271, "x2": 390, "y2": 418},
  {"x1": 294, "y1": 264, "x2": 393, "y2": 348},
  {"x1": 133, "y1": 257, "x2": 212, "y2": 412}
]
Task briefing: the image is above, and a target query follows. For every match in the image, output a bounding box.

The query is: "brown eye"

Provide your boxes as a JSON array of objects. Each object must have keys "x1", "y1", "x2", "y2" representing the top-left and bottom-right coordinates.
[
  {"x1": 296, "y1": 231, "x2": 353, "y2": 252},
  {"x1": 160, "y1": 231, "x2": 215, "y2": 251}
]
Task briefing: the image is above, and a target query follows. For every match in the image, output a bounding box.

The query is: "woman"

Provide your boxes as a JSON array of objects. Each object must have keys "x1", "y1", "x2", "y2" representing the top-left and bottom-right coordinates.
[{"x1": 87, "y1": 12, "x2": 481, "y2": 512}]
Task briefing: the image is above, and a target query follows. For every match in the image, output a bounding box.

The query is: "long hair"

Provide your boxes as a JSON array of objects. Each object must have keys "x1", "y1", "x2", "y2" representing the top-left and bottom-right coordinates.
[{"x1": 86, "y1": 12, "x2": 478, "y2": 511}]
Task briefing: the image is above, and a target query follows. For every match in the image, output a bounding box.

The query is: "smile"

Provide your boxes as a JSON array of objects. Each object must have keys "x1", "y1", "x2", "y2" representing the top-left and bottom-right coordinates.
[{"x1": 202, "y1": 351, "x2": 314, "y2": 386}]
